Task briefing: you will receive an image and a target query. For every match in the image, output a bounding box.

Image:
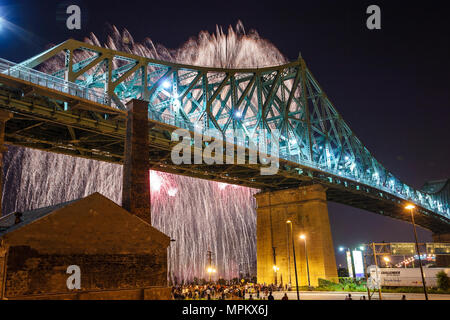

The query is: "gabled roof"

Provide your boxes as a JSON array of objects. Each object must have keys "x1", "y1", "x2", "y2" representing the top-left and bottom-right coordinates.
[
  {"x1": 0, "y1": 198, "x2": 79, "y2": 236},
  {"x1": 0, "y1": 193, "x2": 169, "y2": 248}
]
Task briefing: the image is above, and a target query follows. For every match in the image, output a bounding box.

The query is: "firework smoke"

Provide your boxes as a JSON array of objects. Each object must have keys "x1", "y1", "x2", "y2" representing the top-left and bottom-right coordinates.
[{"x1": 2, "y1": 22, "x2": 288, "y2": 282}]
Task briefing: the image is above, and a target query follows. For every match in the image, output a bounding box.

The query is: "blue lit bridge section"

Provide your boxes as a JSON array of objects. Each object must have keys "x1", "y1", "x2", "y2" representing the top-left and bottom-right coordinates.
[{"x1": 0, "y1": 39, "x2": 448, "y2": 233}]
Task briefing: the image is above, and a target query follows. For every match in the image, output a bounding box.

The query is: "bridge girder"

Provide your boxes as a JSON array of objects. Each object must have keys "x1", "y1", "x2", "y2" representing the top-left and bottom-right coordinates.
[{"x1": 0, "y1": 39, "x2": 448, "y2": 232}]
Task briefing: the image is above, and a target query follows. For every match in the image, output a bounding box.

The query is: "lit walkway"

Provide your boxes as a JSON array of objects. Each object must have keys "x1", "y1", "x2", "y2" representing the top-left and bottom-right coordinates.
[{"x1": 246, "y1": 291, "x2": 450, "y2": 300}]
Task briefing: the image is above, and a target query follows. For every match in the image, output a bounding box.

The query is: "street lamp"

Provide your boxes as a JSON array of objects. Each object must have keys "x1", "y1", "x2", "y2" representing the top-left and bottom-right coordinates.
[
  {"x1": 272, "y1": 265, "x2": 279, "y2": 285},
  {"x1": 300, "y1": 234, "x2": 311, "y2": 289},
  {"x1": 207, "y1": 267, "x2": 216, "y2": 283},
  {"x1": 359, "y1": 244, "x2": 372, "y2": 300},
  {"x1": 405, "y1": 204, "x2": 428, "y2": 300},
  {"x1": 286, "y1": 220, "x2": 300, "y2": 300}
]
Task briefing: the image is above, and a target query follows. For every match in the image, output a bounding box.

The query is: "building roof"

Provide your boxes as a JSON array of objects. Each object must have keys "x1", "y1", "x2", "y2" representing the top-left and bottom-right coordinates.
[{"x1": 0, "y1": 198, "x2": 79, "y2": 236}]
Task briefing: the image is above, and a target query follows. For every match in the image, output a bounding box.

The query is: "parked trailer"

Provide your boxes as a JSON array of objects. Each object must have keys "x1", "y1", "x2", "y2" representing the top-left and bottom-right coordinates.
[{"x1": 369, "y1": 267, "x2": 450, "y2": 287}]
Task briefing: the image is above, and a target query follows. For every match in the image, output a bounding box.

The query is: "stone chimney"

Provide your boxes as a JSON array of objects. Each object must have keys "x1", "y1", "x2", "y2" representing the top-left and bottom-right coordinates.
[{"x1": 122, "y1": 99, "x2": 151, "y2": 225}]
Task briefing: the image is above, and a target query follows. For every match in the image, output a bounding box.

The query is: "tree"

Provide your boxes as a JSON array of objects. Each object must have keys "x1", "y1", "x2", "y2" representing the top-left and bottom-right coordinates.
[
  {"x1": 437, "y1": 271, "x2": 450, "y2": 291},
  {"x1": 338, "y1": 267, "x2": 349, "y2": 277}
]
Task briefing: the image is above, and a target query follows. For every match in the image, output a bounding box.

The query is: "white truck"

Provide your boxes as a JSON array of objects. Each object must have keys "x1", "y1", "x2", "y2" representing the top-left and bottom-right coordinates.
[{"x1": 368, "y1": 266, "x2": 450, "y2": 287}]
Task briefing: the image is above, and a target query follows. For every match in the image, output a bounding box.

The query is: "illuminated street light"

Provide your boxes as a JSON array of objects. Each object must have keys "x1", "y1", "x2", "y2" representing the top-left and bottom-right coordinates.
[
  {"x1": 383, "y1": 256, "x2": 390, "y2": 267},
  {"x1": 272, "y1": 265, "x2": 279, "y2": 287},
  {"x1": 207, "y1": 267, "x2": 216, "y2": 283},
  {"x1": 300, "y1": 234, "x2": 311, "y2": 289},
  {"x1": 286, "y1": 220, "x2": 300, "y2": 300},
  {"x1": 405, "y1": 203, "x2": 428, "y2": 300}
]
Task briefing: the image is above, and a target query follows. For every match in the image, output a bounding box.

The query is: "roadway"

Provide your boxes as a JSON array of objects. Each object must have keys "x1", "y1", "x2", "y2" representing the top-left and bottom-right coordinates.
[{"x1": 246, "y1": 291, "x2": 450, "y2": 300}]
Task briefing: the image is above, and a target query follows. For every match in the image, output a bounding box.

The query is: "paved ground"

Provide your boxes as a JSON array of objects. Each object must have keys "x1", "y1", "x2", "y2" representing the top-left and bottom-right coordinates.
[{"x1": 246, "y1": 291, "x2": 450, "y2": 300}]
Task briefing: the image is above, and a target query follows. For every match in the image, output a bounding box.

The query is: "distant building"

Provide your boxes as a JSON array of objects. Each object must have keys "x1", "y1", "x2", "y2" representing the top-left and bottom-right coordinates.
[{"x1": 0, "y1": 192, "x2": 171, "y2": 299}]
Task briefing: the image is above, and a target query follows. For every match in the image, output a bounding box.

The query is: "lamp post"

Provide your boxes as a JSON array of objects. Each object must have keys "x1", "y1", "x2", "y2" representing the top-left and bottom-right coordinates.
[
  {"x1": 207, "y1": 267, "x2": 216, "y2": 283},
  {"x1": 286, "y1": 220, "x2": 300, "y2": 300},
  {"x1": 360, "y1": 244, "x2": 372, "y2": 300},
  {"x1": 300, "y1": 234, "x2": 311, "y2": 289},
  {"x1": 272, "y1": 265, "x2": 279, "y2": 286},
  {"x1": 286, "y1": 223, "x2": 292, "y2": 287},
  {"x1": 405, "y1": 204, "x2": 428, "y2": 300}
]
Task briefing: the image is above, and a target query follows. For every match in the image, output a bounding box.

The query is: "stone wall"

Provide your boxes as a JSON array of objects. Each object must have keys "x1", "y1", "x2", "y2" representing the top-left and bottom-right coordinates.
[
  {"x1": 8, "y1": 287, "x2": 172, "y2": 300},
  {"x1": 5, "y1": 245, "x2": 167, "y2": 297}
]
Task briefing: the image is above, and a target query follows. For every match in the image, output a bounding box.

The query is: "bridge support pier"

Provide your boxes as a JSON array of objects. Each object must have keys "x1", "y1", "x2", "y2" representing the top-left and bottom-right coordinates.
[
  {"x1": 255, "y1": 184, "x2": 338, "y2": 287},
  {"x1": 122, "y1": 99, "x2": 151, "y2": 225},
  {"x1": 0, "y1": 110, "x2": 12, "y2": 217},
  {"x1": 433, "y1": 233, "x2": 450, "y2": 267}
]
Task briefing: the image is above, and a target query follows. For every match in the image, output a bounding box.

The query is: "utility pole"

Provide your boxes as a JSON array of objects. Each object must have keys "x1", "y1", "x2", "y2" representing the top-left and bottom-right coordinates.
[
  {"x1": 406, "y1": 205, "x2": 428, "y2": 300},
  {"x1": 371, "y1": 243, "x2": 382, "y2": 300},
  {"x1": 207, "y1": 250, "x2": 212, "y2": 283},
  {"x1": 272, "y1": 247, "x2": 277, "y2": 285}
]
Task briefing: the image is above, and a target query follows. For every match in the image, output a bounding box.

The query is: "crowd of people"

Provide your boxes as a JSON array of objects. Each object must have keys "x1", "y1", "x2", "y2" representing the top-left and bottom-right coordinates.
[
  {"x1": 171, "y1": 284, "x2": 409, "y2": 300},
  {"x1": 171, "y1": 283, "x2": 283, "y2": 300}
]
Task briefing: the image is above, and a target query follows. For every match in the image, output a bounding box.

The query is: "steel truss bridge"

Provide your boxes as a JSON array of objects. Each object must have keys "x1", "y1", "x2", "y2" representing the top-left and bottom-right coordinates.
[{"x1": 0, "y1": 39, "x2": 448, "y2": 233}]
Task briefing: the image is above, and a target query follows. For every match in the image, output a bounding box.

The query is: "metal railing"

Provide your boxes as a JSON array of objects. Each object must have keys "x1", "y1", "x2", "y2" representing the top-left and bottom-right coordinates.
[{"x1": 0, "y1": 58, "x2": 108, "y2": 105}]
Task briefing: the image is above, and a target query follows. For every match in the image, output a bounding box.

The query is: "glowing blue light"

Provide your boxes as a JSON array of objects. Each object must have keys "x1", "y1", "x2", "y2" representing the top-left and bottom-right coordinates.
[
  {"x1": 234, "y1": 110, "x2": 242, "y2": 118},
  {"x1": 162, "y1": 80, "x2": 171, "y2": 89},
  {"x1": 173, "y1": 99, "x2": 181, "y2": 111},
  {"x1": 345, "y1": 156, "x2": 349, "y2": 161}
]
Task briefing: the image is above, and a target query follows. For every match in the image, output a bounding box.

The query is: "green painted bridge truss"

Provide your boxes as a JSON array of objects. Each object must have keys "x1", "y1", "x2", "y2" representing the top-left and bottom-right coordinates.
[{"x1": 0, "y1": 39, "x2": 448, "y2": 232}]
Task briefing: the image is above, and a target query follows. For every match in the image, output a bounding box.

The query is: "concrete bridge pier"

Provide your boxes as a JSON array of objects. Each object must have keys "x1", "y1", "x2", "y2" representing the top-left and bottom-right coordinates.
[
  {"x1": 433, "y1": 233, "x2": 450, "y2": 267},
  {"x1": 255, "y1": 184, "x2": 338, "y2": 287}
]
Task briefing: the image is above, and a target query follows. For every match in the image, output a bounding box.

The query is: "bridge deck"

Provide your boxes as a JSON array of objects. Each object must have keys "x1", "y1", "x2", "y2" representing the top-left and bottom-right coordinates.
[{"x1": 0, "y1": 50, "x2": 448, "y2": 234}]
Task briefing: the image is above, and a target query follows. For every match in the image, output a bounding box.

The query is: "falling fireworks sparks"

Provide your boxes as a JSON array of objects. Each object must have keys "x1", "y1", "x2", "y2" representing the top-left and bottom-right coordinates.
[
  {"x1": 150, "y1": 171, "x2": 163, "y2": 192},
  {"x1": 2, "y1": 22, "x2": 288, "y2": 282},
  {"x1": 167, "y1": 188, "x2": 178, "y2": 197}
]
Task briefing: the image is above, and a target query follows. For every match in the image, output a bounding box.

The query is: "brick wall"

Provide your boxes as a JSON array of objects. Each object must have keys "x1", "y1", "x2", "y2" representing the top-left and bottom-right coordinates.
[{"x1": 5, "y1": 245, "x2": 167, "y2": 297}]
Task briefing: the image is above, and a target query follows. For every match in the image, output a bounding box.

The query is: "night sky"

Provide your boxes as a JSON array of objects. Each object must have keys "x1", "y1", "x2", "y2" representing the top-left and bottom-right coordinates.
[{"x1": 0, "y1": 0, "x2": 449, "y2": 265}]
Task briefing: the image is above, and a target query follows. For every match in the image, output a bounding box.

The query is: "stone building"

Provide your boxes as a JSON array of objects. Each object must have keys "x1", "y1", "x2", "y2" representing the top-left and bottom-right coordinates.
[{"x1": 0, "y1": 192, "x2": 171, "y2": 299}]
